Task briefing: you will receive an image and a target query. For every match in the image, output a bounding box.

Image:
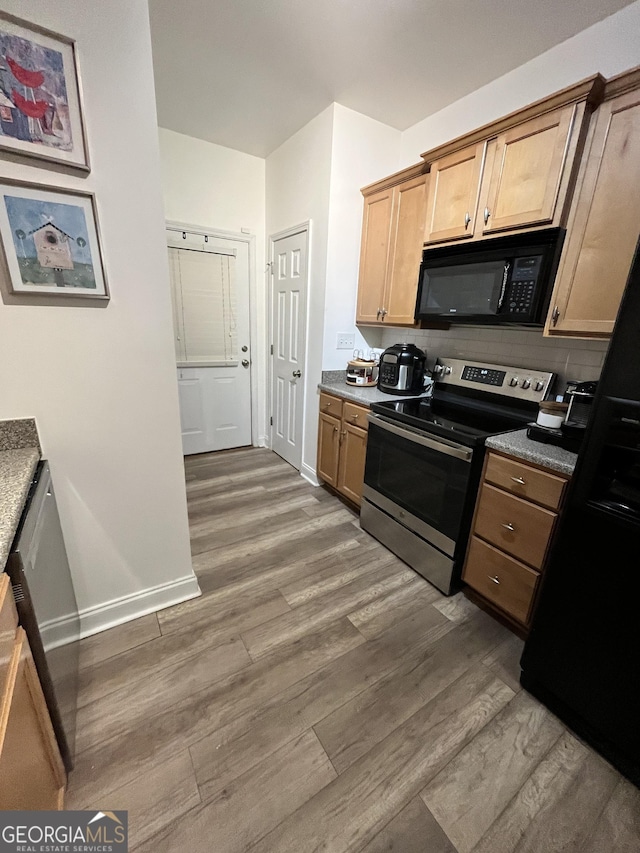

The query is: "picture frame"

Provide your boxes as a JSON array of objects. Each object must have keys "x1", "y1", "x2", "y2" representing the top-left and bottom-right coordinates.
[
  {"x1": 0, "y1": 179, "x2": 108, "y2": 300},
  {"x1": 0, "y1": 12, "x2": 90, "y2": 171}
]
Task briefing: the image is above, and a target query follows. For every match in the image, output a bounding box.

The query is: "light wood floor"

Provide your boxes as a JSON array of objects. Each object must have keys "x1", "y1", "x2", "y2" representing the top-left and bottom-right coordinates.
[{"x1": 67, "y1": 448, "x2": 640, "y2": 852}]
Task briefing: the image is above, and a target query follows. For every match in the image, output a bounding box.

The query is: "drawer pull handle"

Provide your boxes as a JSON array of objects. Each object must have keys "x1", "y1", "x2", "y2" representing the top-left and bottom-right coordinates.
[
  {"x1": 502, "y1": 522, "x2": 515, "y2": 531},
  {"x1": 511, "y1": 476, "x2": 526, "y2": 485},
  {"x1": 489, "y1": 575, "x2": 501, "y2": 585}
]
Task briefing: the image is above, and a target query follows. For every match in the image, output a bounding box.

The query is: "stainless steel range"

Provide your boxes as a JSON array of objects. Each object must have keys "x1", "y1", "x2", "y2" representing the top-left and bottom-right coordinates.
[{"x1": 361, "y1": 357, "x2": 555, "y2": 595}]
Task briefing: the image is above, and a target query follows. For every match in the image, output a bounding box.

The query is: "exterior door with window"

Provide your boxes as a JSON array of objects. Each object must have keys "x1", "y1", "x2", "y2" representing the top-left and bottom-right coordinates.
[
  {"x1": 167, "y1": 229, "x2": 252, "y2": 454},
  {"x1": 270, "y1": 227, "x2": 308, "y2": 470}
]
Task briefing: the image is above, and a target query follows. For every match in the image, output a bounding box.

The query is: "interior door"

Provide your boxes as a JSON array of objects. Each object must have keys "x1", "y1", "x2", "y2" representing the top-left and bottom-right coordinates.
[
  {"x1": 167, "y1": 230, "x2": 252, "y2": 454},
  {"x1": 270, "y1": 227, "x2": 308, "y2": 470}
]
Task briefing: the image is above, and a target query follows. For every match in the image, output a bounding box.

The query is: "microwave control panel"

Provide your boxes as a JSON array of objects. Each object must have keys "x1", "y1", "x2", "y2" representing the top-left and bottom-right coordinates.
[{"x1": 505, "y1": 255, "x2": 542, "y2": 316}]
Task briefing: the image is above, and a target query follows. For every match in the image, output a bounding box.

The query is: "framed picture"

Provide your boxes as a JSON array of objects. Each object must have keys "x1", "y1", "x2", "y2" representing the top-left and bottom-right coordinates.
[
  {"x1": 0, "y1": 12, "x2": 89, "y2": 170},
  {"x1": 0, "y1": 180, "x2": 108, "y2": 299}
]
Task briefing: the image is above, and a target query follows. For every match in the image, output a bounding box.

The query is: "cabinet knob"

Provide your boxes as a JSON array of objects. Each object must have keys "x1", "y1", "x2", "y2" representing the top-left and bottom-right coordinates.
[
  {"x1": 511, "y1": 476, "x2": 526, "y2": 485},
  {"x1": 380, "y1": 308, "x2": 387, "y2": 319},
  {"x1": 501, "y1": 522, "x2": 515, "y2": 531},
  {"x1": 489, "y1": 575, "x2": 501, "y2": 585},
  {"x1": 464, "y1": 211, "x2": 471, "y2": 229},
  {"x1": 333, "y1": 426, "x2": 338, "y2": 433},
  {"x1": 484, "y1": 207, "x2": 491, "y2": 225},
  {"x1": 552, "y1": 305, "x2": 560, "y2": 326}
]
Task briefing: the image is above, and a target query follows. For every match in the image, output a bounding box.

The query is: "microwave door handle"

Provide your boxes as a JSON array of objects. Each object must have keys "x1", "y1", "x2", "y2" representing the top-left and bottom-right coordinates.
[{"x1": 497, "y1": 262, "x2": 510, "y2": 311}]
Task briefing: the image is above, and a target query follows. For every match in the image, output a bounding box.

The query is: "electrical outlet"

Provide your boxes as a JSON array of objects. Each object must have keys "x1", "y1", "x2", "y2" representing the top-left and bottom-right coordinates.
[{"x1": 336, "y1": 333, "x2": 355, "y2": 350}]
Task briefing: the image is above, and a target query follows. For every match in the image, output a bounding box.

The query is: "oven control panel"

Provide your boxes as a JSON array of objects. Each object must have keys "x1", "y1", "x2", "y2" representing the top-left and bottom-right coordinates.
[{"x1": 434, "y1": 358, "x2": 555, "y2": 403}]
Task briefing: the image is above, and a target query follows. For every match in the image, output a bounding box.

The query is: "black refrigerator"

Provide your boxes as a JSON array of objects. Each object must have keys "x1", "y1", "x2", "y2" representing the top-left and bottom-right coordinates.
[{"x1": 520, "y1": 240, "x2": 640, "y2": 786}]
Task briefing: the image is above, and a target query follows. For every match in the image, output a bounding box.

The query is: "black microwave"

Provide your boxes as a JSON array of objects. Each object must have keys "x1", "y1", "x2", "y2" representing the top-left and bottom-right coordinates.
[{"x1": 415, "y1": 228, "x2": 564, "y2": 326}]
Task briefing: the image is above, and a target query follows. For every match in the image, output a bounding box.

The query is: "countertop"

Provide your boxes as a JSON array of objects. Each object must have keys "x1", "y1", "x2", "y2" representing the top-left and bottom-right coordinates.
[
  {"x1": 318, "y1": 374, "x2": 427, "y2": 407},
  {"x1": 485, "y1": 429, "x2": 578, "y2": 476},
  {"x1": 0, "y1": 447, "x2": 41, "y2": 568}
]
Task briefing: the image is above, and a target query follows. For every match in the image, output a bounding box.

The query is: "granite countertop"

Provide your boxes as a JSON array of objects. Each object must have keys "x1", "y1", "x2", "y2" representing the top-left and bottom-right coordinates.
[
  {"x1": 0, "y1": 446, "x2": 41, "y2": 568},
  {"x1": 318, "y1": 371, "x2": 428, "y2": 407},
  {"x1": 485, "y1": 429, "x2": 578, "y2": 476}
]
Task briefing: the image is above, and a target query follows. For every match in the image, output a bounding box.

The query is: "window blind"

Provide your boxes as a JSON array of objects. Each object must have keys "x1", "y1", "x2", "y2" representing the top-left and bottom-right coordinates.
[{"x1": 168, "y1": 246, "x2": 238, "y2": 366}]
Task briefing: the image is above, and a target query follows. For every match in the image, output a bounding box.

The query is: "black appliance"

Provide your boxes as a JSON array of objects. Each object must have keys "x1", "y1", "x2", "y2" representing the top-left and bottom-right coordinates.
[
  {"x1": 520, "y1": 240, "x2": 640, "y2": 787},
  {"x1": 378, "y1": 343, "x2": 427, "y2": 395},
  {"x1": 527, "y1": 380, "x2": 599, "y2": 453},
  {"x1": 6, "y1": 461, "x2": 80, "y2": 771},
  {"x1": 415, "y1": 228, "x2": 564, "y2": 326},
  {"x1": 361, "y1": 358, "x2": 555, "y2": 594}
]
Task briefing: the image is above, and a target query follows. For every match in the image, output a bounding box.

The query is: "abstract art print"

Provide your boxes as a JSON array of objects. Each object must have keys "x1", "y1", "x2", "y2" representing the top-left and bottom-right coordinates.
[
  {"x1": 0, "y1": 12, "x2": 89, "y2": 170},
  {"x1": 0, "y1": 181, "x2": 108, "y2": 299}
]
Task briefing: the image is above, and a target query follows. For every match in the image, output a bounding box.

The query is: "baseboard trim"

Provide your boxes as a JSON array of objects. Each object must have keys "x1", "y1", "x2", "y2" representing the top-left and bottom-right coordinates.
[
  {"x1": 301, "y1": 462, "x2": 320, "y2": 487},
  {"x1": 41, "y1": 574, "x2": 202, "y2": 647}
]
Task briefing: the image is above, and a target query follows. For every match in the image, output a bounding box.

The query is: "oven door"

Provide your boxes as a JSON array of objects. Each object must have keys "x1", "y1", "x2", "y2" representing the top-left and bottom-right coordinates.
[{"x1": 363, "y1": 414, "x2": 473, "y2": 556}]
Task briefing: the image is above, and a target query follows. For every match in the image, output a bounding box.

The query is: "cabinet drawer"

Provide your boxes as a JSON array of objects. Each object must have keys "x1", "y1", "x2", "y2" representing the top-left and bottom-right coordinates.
[
  {"x1": 474, "y1": 483, "x2": 556, "y2": 569},
  {"x1": 484, "y1": 453, "x2": 567, "y2": 510},
  {"x1": 343, "y1": 401, "x2": 369, "y2": 431},
  {"x1": 0, "y1": 576, "x2": 18, "y2": 698},
  {"x1": 463, "y1": 536, "x2": 539, "y2": 625},
  {"x1": 319, "y1": 393, "x2": 343, "y2": 419}
]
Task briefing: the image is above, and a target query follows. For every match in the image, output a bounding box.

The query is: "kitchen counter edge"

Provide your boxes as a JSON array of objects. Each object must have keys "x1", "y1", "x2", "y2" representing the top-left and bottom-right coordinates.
[
  {"x1": 485, "y1": 428, "x2": 578, "y2": 476},
  {"x1": 0, "y1": 447, "x2": 41, "y2": 568},
  {"x1": 318, "y1": 380, "x2": 424, "y2": 407}
]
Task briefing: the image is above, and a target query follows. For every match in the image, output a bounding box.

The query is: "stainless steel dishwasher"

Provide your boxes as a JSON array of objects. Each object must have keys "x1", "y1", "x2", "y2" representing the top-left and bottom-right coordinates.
[{"x1": 6, "y1": 461, "x2": 80, "y2": 771}]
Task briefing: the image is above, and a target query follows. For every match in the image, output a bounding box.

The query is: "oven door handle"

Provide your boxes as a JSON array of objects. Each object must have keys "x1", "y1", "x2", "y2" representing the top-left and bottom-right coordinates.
[{"x1": 369, "y1": 414, "x2": 473, "y2": 462}]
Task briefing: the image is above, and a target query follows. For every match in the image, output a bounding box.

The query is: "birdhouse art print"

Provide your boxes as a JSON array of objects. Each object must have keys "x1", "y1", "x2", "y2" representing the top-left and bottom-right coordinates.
[
  {"x1": 0, "y1": 181, "x2": 108, "y2": 300},
  {"x1": 0, "y1": 12, "x2": 89, "y2": 170}
]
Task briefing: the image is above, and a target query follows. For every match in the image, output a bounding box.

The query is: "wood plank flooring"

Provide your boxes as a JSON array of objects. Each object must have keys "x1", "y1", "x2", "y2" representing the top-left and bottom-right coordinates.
[{"x1": 67, "y1": 448, "x2": 640, "y2": 852}]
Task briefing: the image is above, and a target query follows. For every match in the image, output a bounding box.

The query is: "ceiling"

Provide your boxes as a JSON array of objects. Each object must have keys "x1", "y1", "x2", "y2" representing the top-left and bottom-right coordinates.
[{"x1": 148, "y1": 0, "x2": 634, "y2": 158}]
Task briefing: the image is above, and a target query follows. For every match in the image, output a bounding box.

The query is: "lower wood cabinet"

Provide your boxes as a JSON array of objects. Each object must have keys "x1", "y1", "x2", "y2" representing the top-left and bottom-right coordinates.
[
  {"x1": 317, "y1": 392, "x2": 368, "y2": 507},
  {"x1": 0, "y1": 574, "x2": 66, "y2": 809},
  {"x1": 462, "y1": 451, "x2": 570, "y2": 636}
]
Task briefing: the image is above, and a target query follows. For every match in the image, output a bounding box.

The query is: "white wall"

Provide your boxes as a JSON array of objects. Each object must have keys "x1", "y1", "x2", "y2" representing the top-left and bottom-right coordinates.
[
  {"x1": 158, "y1": 128, "x2": 268, "y2": 443},
  {"x1": 266, "y1": 106, "x2": 334, "y2": 481},
  {"x1": 0, "y1": 1, "x2": 198, "y2": 636},
  {"x1": 400, "y1": 0, "x2": 640, "y2": 164},
  {"x1": 323, "y1": 105, "x2": 400, "y2": 369}
]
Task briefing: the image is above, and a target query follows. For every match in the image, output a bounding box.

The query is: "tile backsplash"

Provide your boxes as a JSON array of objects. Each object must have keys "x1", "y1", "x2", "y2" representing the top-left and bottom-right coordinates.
[{"x1": 380, "y1": 326, "x2": 608, "y2": 396}]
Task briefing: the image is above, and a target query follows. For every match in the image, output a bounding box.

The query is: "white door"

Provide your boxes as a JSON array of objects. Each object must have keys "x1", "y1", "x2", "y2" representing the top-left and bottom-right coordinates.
[
  {"x1": 270, "y1": 227, "x2": 308, "y2": 470},
  {"x1": 167, "y1": 229, "x2": 252, "y2": 455}
]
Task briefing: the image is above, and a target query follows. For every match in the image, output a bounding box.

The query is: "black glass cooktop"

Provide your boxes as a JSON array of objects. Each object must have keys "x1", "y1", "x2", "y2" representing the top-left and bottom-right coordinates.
[{"x1": 371, "y1": 395, "x2": 534, "y2": 447}]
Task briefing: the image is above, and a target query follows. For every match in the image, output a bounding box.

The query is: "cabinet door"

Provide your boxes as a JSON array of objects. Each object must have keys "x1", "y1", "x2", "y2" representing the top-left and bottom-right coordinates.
[
  {"x1": 0, "y1": 629, "x2": 66, "y2": 810},
  {"x1": 546, "y1": 90, "x2": 640, "y2": 337},
  {"x1": 384, "y1": 174, "x2": 428, "y2": 325},
  {"x1": 424, "y1": 142, "x2": 486, "y2": 243},
  {"x1": 483, "y1": 105, "x2": 575, "y2": 233},
  {"x1": 337, "y1": 422, "x2": 367, "y2": 506},
  {"x1": 317, "y1": 412, "x2": 341, "y2": 486},
  {"x1": 356, "y1": 188, "x2": 394, "y2": 324}
]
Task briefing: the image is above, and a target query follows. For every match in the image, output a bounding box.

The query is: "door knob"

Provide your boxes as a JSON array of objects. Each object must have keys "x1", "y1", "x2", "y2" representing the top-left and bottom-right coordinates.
[
  {"x1": 242, "y1": 359, "x2": 250, "y2": 367},
  {"x1": 292, "y1": 370, "x2": 302, "y2": 378}
]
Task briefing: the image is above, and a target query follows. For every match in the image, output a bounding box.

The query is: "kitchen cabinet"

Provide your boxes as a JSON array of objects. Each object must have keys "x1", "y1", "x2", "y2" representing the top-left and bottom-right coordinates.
[
  {"x1": 545, "y1": 69, "x2": 640, "y2": 338},
  {"x1": 462, "y1": 451, "x2": 569, "y2": 636},
  {"x1": 424, "y1": 142, "x2": 486, "y2": 243},
  {"x1": 424, "y1": 103, "x2": 586, "y2": 245},
  {"x1": 356, "y1": 166, "x2": 428, "y2": 326},
  {"x1": 0, "y1": 574, "x2": 66, "y2": 809},
  {"x1": 317, "y1": 393, "x2": 369, "y2": 507}
]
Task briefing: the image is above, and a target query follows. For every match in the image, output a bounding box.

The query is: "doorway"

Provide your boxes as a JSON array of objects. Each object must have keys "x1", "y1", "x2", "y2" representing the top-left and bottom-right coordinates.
[
  {"x1": 269, "y1": 224, "x2": 309, "y2": 471},
  {"x1": 167, "y1": 225, "x2": 254, "y2": 455}
]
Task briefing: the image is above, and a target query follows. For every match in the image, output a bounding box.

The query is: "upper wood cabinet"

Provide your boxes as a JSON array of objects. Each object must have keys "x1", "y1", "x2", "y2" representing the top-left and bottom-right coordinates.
[
  {"x1": 482, "y1": 105, "x2": 577, "y2": 234},
  {"x1": 424, "y1": 143, "x2": 485, "y2": 242},
  {"x1": 356, "y1": 167, "x2": 428, "y2": 326},
  {"x1": 356, "y1": 187, "x2": 394, "y2": 324},
  {"x1": 545, "y1": 70, "x2": 640, "y2": 338},
  {"x1": 422, "y1": 75, "x2": 603, "y2": 247}
]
